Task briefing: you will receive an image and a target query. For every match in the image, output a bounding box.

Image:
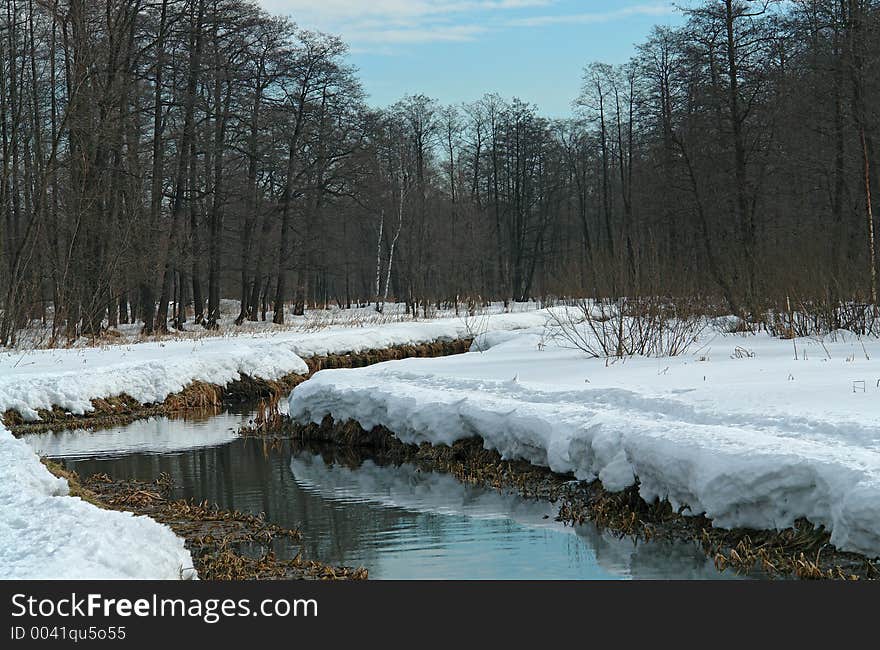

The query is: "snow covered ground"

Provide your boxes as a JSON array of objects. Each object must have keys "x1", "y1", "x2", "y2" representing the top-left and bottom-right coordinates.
[
  {"x1": 0, "y1": 306, "x2": 548, "y2": 580},
  {"x1": 8, "y1": 299, "x2": 543, "y2": 350},
  {"x1": 290, "y1": 324, "x2": 880, "y2": 557},
  {"x1": 0, "y1": 423, "x2": 195, "y2": 580},
  {"x1": 0, "y1": 309, "x2": 549, "y2": 421}
]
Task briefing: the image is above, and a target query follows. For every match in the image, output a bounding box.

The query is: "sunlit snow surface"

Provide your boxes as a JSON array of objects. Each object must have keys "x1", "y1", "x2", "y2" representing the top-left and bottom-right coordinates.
[
  {"x1": 291, "y1": 326, "x2": 880, "y2": 557},
  {"x1": 0, "y1": 311, "x2": 549, "y2": 421},
  {"x1": 0, "y1": 423, "x2": 194, "y2": 580},
  {"x1": 1, "y1": 311, "x2": 548, "y2": 580}
]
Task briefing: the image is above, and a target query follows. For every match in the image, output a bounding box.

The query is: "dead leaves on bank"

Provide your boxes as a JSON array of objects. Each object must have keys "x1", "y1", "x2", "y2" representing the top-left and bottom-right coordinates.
[
  {"x1": 259, "y1": 415, "x2": 879, "y2": 582},
  {"x1": 80, "y1": 472, "x2": 366, "y2": 581}
]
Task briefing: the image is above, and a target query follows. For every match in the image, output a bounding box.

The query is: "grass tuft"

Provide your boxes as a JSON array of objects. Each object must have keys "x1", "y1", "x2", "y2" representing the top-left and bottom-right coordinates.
[{"x1": 252, "y1": 415, "x2": 879, "y2": 581}]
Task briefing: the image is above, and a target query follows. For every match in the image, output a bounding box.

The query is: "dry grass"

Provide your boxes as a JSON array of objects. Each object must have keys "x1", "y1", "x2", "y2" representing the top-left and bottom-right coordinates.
[
  {"x1": 40, "y1": 458, "x2": 107, "y2": 509},
  {"x1": 558, "y1": 481, "x2": 877, "y2": 580},
  {"x1": 261, "y1": 415, "x2": 879, "y2": 581},
  {"x1": 2, "y1": 299, "x2": 529, "y2": 352},
  {"x1": 6, "y1": 339, "x2": 473, "y2": 435},
  {"x1": 39, "y1": 461, "x2": 367, "y2": 580},
  {"x1": 77, "y1": 471, "x2": 367, "y2": 581},
  {"x1": 304, "y1": 339, "x2": 472, "y2": 373}
]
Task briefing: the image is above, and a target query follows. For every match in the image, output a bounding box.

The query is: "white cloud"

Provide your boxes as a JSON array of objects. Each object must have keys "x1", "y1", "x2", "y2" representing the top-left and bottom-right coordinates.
[
  {"x1": 257, "y1": 0, "x2": 553, "y2": 48},
  {"x1": 256, "y1": 1, "x2": 676, "y2": 51},
  {"x1": 505, "y1": 3, "x2": 676, "y2": 27},
  {"x1": 259, "y1": 1, "x2": 552, "y2": 23},
  {"x1": 354, "y1": 25, "x2": 490, "y2": 44}
]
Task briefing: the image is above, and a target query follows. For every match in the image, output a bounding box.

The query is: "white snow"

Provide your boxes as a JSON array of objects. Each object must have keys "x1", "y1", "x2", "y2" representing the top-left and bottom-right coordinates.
[
  {"x1": 289, "y1": 325, "x2": 880, "y2": 557},
  {"x1": 0, "y1": 310, "x2": 549, "y2": 421},
  {"x1": 0, "y1": 309, "x2": 549, "y2": 580},
  {"x1": 0, "y1": 422, "x2": 195, "y2": 580},
  {"x1": 8, "y1": 299, "x2": 545, "y2": 351}
]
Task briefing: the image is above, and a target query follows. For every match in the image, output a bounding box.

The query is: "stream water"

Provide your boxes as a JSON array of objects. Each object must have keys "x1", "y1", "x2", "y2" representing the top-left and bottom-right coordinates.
[{"x1": 24, "y1": 412, "x2": 742, "y2": 580}]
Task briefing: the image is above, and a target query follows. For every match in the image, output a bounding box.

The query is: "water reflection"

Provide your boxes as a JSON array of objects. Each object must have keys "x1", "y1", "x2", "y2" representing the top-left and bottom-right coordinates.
[
  {"x1": 23, "y1": 412, "x2": 246, "y2": 459},
  {"x1": 289, "y1": 453, "x2": 741, "y2": 580},
  {"x1": 33, "y1": 417, "x2": 741, "y2": 580}
]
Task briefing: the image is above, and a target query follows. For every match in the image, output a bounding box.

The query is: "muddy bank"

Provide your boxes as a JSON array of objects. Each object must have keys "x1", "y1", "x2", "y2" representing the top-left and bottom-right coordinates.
[
  {"x1": 252, "y1": 415, "x2": 880, "y2": 581},
  {"x1": 5, "y1": 339, "x2": 472, "y2": 435},
  {"x1": 43, "y1": 460, "x2": 367, "y2": 580}
]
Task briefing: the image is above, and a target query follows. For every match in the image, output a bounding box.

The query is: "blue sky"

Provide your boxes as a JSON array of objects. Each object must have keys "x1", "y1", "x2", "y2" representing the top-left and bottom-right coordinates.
[{"x1": 256, "y1": 1, "x2": 685, "y2": 117}]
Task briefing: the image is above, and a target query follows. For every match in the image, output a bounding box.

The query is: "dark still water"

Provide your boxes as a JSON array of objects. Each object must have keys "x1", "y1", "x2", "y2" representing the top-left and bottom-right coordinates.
[{"x1": 25, "y1": 415, "x2": 740, "y2": 580}]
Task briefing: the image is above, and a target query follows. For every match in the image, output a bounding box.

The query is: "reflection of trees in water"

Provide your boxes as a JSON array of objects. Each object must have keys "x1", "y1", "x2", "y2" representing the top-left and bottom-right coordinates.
[
  {"x1": 65, "y1": 440, "x2": 440, "y2": 569},
  {"x1": 289, "y1": 451, "x2": 738, "y2": 580},
  {"x1": 66, "y1": 439, "x2": 740, "y2": 579}
]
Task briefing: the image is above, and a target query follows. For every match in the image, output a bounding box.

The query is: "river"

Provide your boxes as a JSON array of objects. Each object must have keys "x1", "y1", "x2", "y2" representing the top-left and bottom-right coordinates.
[{"x1": 24, "y1": 412, "x2": 743, "y2": 580}]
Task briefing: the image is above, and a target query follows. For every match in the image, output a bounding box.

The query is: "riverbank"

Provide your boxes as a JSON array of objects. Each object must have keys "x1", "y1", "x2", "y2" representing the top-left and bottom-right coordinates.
[
  {"x1": 47, "y1": 426, "x2": 736, "y2": 579},
  {"x1": 285, "y1": 322, "x2": 880, "y2": 575},
  {"x1": 4, "y1": 339, "x2": 474, "y2": 435},
  {"x1": 253, "y1": 415, "x2": 879, "y2": 580},
  {"x1": 11, "y1": 306, "x2": 880, "y2": 580},
  {"x1": 2, "y1": 309, "x2": 550, "y2": 433},
  {"x1": 0, "y1": 423, "x2": 195, "y2": 580},
  {"x1": 2, "y1": 315, "x2": 545, "y2": 581},
  {"x1": 47, "y1": 464, "x2": 367, "y2": 580}
]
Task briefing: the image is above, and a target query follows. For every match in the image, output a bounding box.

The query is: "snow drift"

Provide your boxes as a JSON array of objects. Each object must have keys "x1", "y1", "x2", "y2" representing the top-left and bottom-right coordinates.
[
  {"x1": 0, "y1": 311, "x2": 550, "y2": 421},
  {"x1": 0, "y1": 423, "x2": 195, "y2": 580},
  {"x1": 290, "y1": 325, "x2": 880, "y2": 557}
]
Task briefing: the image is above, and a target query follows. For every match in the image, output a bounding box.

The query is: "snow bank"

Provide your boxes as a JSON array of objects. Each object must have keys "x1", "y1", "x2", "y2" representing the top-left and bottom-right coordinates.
[
  {"x1": 290, "y1": 328, "x2": 880, "y2": 557},
  {"x1": 0, "y1": 338, "x2": 308, "y2": 421},
  {"x1": 0, "y1": 423, "x2": 195, "y2": 579},
  {"x1": 0, "y1": 311, "x2": 549, "y2": 421},
  {"x1": 277, "y1": 310, "x2": 551, "y2": 358}
]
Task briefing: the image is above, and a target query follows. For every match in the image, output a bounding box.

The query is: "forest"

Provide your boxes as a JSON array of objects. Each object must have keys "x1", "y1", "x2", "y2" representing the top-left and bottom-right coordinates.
[{"x1": 0, "y1": 0, "x2": 878, "y2": 344}]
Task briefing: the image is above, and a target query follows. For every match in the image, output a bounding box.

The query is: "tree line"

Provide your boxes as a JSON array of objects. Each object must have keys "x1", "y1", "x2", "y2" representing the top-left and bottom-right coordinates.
[{"x1": 0, "y1": 0, "x2": 878, "y2": 344}]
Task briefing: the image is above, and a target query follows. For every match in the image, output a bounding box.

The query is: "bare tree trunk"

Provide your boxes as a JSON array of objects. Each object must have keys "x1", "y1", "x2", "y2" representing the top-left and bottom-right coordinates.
[
  {"x1": 860, "y1": 126, "x2": 876, "y2": 304},
  {"x1": 374, "y1": 209, "x2": 384, "y2": 311},
  {"x1": 848, "y1": 0, "x2": 877, "y2": 304},
  {"x1": 155, "y1": 0, "x2": 205, "y2": 333},
  {"x1": 272, "y1": 74, "x2": 311, "y2": 324},
  {"x1": 236, "y1": 54, "x2": 266, "y2": 325},
  {"x1": 206, "y1": 53, "x2": 232, "y2": 329},
  {"x1": 142, "y1": 0, "x2": 169, "y2": 335},
  {"x1": 383, "y1": 180, "x2": 404, "y2": 304},
  {"x1": 724, "y1": 0, "x2": 758, "y2": 305}
]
